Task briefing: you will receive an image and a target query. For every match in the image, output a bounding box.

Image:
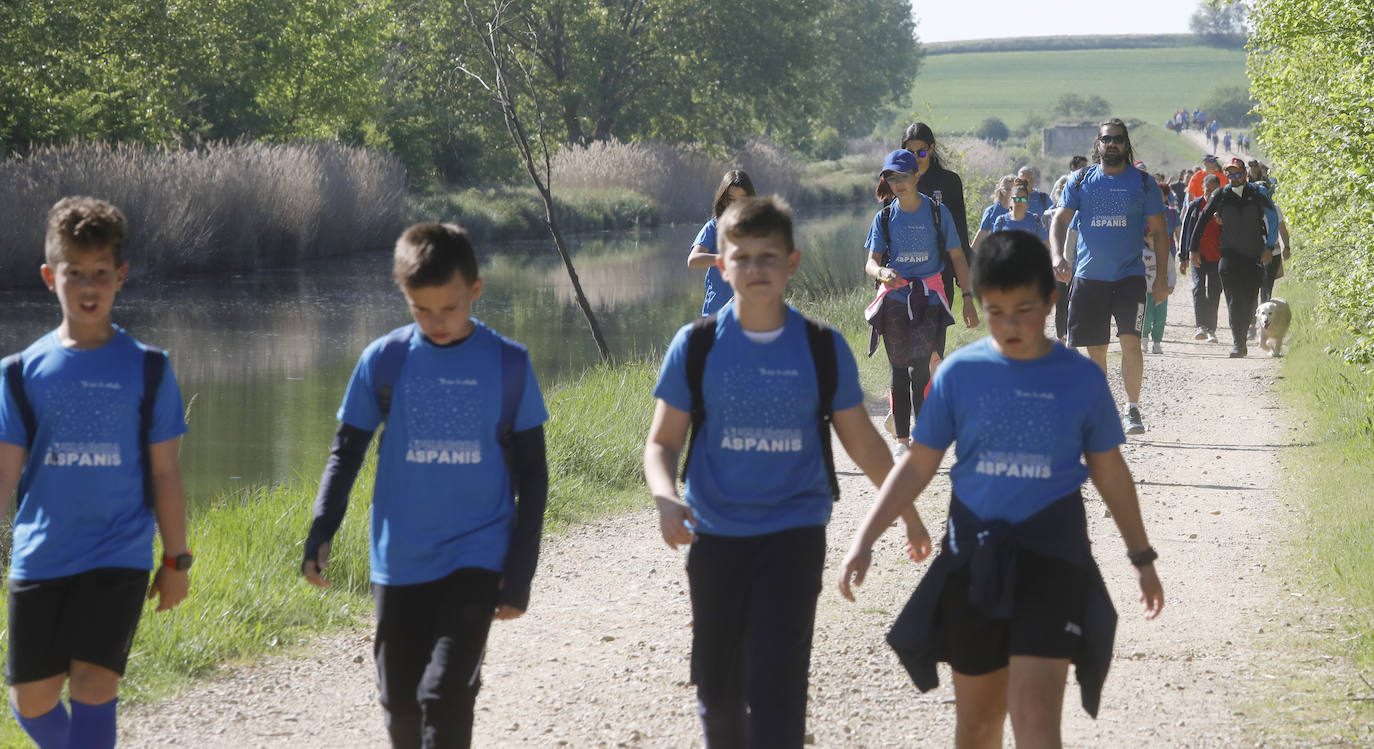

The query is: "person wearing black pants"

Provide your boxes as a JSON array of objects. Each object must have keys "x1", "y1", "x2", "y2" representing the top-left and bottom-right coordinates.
[
  {"x1": 688, "y1": 527, "x2": 825, "y2": 748},
  {"x1": 1179, "y1": 174, "x2": 1224, "y2": 341},
  {"x1": 1188, "y1": 158, "x2": 1276, "y2": 357},
  {"x1": 374, "y1": 569, "x2": 501, "y2": 749},
  {"x1": 1219, "y1": 253, "x2": 1264, "y2": 353},
  {"x1": 1192, "y1": 258, "x2": 1222, "y2": 334}
]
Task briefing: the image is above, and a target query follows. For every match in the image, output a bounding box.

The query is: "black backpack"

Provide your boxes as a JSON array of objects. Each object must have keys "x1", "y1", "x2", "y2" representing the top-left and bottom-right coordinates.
[
  {"x1": 2, "y1": 347, "x2": 166, "y2": 511},
  {"x1": 682, "y1": 314, "x2": 841, "y2": 502}
]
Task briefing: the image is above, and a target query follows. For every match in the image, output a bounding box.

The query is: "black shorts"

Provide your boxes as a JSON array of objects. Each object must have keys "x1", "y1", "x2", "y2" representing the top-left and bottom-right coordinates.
[
  {"x1": 6, "y1": 567, "x2": 149, "y2": 684},
  {"x1": 1066, "y1": 276, "x2": 1146, "y2": 347},
  {"x1": 937, "y1": 550, "x2": 1088, "y2": 676}
]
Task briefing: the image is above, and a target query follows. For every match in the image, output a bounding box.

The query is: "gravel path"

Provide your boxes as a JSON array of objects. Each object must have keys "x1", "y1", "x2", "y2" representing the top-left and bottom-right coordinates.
[{"x1": 121, "y1": 287, "x2": 1323, "y2": 747}]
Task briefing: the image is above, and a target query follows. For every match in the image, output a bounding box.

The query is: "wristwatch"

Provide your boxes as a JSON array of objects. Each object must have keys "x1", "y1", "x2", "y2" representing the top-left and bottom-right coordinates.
[
  {"x1": 163, "y1": 551, "x2": 195, "y2": 571},
  {"x1": 1127, "y1": 546, "x2": 1158, "y2": 567}
]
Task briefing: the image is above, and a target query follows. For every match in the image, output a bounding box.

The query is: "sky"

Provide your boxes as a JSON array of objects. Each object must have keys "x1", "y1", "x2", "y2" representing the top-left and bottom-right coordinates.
[{"x1": 913, "y1": 0, "x2": 1204, "y2": 43}]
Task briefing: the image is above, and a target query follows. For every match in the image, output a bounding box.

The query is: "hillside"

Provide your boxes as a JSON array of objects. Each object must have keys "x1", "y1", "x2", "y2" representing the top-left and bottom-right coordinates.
[{"x1": 907, "y1": 43, "x2": 1250, "y2": 135}]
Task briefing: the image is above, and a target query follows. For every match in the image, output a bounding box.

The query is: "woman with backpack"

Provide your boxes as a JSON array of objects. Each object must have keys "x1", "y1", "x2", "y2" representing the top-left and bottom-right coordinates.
[{"x1": 865, "y1": 150, "x2": 978, "y2": 454}]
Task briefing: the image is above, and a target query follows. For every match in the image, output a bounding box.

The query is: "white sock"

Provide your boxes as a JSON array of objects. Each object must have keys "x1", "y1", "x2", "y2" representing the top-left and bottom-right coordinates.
[{"x1": 1126, "y1": 402, "x2": 1139, "y2": 412}]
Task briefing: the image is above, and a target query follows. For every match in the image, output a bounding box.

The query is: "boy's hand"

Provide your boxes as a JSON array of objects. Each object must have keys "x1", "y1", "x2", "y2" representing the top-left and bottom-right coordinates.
[
  {"x1": 1136, "y1": 563, "x2": 1164, "y2": 620},
  {"x1": 149, "y1": 568, "x2": 189, "y2": 612},
  {"x1": 880, "y1": 270, "x2": 907, "y2": 290},
  {"x1": 837, "y1": 547, "x2": 871, "y2": 602},
  {"x1": 962, "y1": 302, "x2": 979, "y2": 329},
  {"x1": 653, "y1": 494, "x2": 695, "y2": 549},
  {"x1": 494, "y1": 604, "x2": 525, "y2": 621},
  {"x1": 303, "y1": 542, "x2": 332, "y2": 588},
  {"x1": 1191, "y1": 253, "x2": 1202, "y2": 268},
  {"x1": 903, "y1": 517, "x2": 932, "y2": 563}
]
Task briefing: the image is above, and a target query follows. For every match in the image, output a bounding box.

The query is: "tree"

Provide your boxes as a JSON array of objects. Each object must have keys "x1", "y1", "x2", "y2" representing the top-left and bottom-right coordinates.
[
  {"x1": 1199, "y1": 85, "x2": 1258, "y2": 127},
  {"x1": 1051, "y1": 93, "x2": 1111, "y2": 122},
  {"x1": 1190, "y1": 1, "x2": 1248, "y2": 45},
  {"x1": 975, "y1": 117, "x2": 1009, "y2": 142},
  {"x1": 456, "y1": 0, "x2": 611, "y2": 361}
]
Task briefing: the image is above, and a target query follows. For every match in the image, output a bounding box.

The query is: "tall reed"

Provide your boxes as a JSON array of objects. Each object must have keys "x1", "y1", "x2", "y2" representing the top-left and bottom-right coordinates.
[{"x1": 0, "y1": 142, "x2": 409, "y2": 288}]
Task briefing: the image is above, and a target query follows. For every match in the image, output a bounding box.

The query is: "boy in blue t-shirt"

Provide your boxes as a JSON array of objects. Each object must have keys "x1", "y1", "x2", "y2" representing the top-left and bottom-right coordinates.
[
  {"x1": 645, "y1": 196, "x2": 924, "y2": 747},
  {"x1": 839, "y1": 230, "x2": 1164, "y2": 747},
  {"x1": 1, "y1": 196, "x2": 192, "y2": 749},
  {"x1": 300, "y1": 223, "x2": 549, "y2": 748}
]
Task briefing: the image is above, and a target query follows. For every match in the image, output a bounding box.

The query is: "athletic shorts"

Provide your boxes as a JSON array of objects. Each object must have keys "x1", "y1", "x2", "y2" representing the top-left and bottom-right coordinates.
[
  {"x1": 936, "y1": 550, "x2": 1088, "y2": 676},
  {"x1": 6, "y1": 567, "x2": 149, "y2": 684},
  {"x1": 1066, "y1": 275, "x2": 1146, "y2": 347}
]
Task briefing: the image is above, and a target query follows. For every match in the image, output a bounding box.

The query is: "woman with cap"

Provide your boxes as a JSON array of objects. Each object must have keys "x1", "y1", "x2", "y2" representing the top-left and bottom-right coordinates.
[{"x1": 864, "y1": 149, "x2": 978, "y2": 453}]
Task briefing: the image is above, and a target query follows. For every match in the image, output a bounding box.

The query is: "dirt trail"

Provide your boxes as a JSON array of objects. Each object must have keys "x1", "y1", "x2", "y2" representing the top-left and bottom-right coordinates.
[{"x1": 121, "y1": 287, "x2": 1313, "y2": 747}]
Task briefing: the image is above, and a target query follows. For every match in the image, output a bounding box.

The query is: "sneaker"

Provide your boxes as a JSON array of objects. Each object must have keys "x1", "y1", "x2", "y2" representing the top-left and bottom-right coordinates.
[
  {"x1": 1151, "y1": 341, "x2": 1163, "y2": 354},
  {"x1": 883, "y1": 409, "x2": 896, "y2": 438},
  {"x1": 1194, "y1": 327, "x2": 1208, "y2": 341},
  {"x1": 1229, "y1": 345, "x2": 1247, "y2": 358},
  {"x1": 1205, "y1": 330, "x2": 1218, "y2": 343},
  {"x1": 894, "y1": 441, "x2": 910, "y2": 458},
  {"x1": 1124, "y1": 406, "x2": 1145, "y2": 435},
  {"x1": 1141, "y1": 337, "x2": 1149, "y2": 352}
]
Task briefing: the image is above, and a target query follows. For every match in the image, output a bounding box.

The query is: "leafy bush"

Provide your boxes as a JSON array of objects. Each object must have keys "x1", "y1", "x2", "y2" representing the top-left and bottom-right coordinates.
[{"x1": 1052, "y1": 93, "x2": 1111, "y2": 122}]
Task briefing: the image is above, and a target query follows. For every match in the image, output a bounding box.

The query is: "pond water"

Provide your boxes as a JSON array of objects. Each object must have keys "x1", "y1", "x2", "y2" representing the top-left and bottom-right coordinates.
[{"x1": 0, "y1": 206, "x2": 875, "y2": 501}]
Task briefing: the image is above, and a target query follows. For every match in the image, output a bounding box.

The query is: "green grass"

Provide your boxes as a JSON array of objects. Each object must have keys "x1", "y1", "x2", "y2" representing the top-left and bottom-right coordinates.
[
  {"x1": 905, "y1": 45, "x2": 1250, "y2": 137},
  {"x1": 1256, "y1": 277, "x2": 1374, "y2": 740},
  {"x1": 409, "y1": 185, "x2": 661, "y2": 243}
]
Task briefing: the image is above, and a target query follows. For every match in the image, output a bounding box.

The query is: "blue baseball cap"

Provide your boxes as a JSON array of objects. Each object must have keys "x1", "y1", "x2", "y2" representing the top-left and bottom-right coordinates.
[{"x1": 880, "y1": 149, "x2": 919, "y2": 175}]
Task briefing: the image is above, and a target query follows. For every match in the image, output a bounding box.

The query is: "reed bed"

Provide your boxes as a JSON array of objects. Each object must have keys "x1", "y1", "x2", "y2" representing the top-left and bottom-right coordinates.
[{"x1": 0, "y1": 142, "x2": 408, "y2": 287}]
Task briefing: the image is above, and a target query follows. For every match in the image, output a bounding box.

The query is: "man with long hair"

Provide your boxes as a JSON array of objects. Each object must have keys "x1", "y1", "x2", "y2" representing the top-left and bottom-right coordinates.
[{"x1": 1050, "y1": 119, "x2": 1170, "y2": 435}]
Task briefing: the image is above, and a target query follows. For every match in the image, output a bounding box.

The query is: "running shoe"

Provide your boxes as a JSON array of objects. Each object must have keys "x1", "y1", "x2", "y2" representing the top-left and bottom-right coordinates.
[
  {"x1": 894, "y1": 442, "x2": 909, "y2": 459},
  {"x1": 1205, "y1": 330, "x2": 1218, "y2": 343},
  {"x1": 883, "y1": 409, "x2": 896, "y2": 438},
  {"x1": 1229, "y1": 345, "x2": 1247, "y2": 358},
  {"x1": 1151, "y1": 342, "x2": 1163, "y2": 354},
  {"x1": 1124, "y1": 406, "x2": 1145, "y2": 435},
  {"x1": 1194, "y1": 327, "x2": 1208, "y2": 340}
]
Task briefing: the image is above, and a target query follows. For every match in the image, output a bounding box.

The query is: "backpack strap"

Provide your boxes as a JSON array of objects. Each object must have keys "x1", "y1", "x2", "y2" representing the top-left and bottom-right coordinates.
[
  {"x1": 681, "y1": 315, "x2": 718, "y2": 477},
  {"x1": 878, "y1": 202, "x2": 895, "y2": 265},
  {"x1": 2, "y1": 354, "x2": 34, "y2": 449},
  {"x1": 3, "y1": 354, "x2": 37, "y2": 510},
  {"x1": 139, "y1": 348, "x2": 168, "y2": 510},
  {"x1": 803, "y1": 316, "x2": 841, "y2": 503},
  {"x1": 373, "y1": 324, "x2": 416, "y2": 421},
  {"x1": 928, "y1": 193, "x2": 945, "y2": 261},
  {"x1": 497, "y1": 337, "x2": 528, "y2": 488}
]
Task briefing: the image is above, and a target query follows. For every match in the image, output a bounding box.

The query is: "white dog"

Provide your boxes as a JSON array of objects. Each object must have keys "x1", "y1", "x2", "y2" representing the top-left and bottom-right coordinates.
[{"x1": 1256, "y1": 298, "x2": 1292, "y2": 357}]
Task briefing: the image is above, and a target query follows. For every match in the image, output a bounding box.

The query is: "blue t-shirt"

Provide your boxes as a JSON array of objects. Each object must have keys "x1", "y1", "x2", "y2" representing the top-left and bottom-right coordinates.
[
  {"x1": 1027, "y1": 190, "x2": 1054, "y2": 219},
  {"x1": 978, "y1": 203, "x2": 1008, "y2": 232},
  {"x1": 337, "y1": 321, "x2": 549, "y2": 585},
  {"x1": 653, "y1": 305, "x2": 864, "y2": 537},
  {"x1": 913, "y1": 338, "x2": 1124, "y2": 523},
  {"x1": 694, "y1": 219, "x2": 733, "y2": 317},
  {"x1": 0, "y1": 328, "x2": 188, "y2": 579},
  {"x1": 1059, "y1": 165, "x2": 1166, "y2": 281},
  {"x1": 992, "y1": 212, "x2": 1048, "y2": 243},
  {"x1": 865, "y1": 198, "x2": 959, "y2": 304}
]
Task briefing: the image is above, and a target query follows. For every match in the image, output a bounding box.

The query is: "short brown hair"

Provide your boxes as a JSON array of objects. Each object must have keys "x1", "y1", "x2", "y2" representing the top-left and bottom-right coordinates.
[
  {"x1": 717, "y1": 195, "x2": 795, "y2": 252},
  {"x1": 393, "y1": 222, "x2": 478, "y2": 289},
  {"x1": 45, "y1": 196, "x2": 126, "y2": 266}
]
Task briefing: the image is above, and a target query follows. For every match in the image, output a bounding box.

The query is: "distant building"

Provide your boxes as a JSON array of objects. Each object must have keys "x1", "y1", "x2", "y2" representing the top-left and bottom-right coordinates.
[{"x1": 1042, "y1": 123, "x2": 1112, "y2": 157}]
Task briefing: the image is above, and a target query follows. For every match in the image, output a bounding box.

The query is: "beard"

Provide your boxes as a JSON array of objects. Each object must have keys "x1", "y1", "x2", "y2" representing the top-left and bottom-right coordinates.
[{"x1": 1101, "y1": 149, "x2": 1126, "y2": 167}]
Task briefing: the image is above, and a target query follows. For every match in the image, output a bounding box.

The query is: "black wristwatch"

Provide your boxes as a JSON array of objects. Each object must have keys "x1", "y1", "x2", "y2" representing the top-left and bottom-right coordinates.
[
  {"x1": 1127, "y1": 547, "x2": 1158, "y2": 567},
  {"x1": 163, "y1": 551, "x2": 195, "y2": 572}
]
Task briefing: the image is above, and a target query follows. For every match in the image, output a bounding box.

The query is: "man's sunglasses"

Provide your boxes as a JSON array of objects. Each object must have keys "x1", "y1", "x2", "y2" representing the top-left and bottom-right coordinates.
[{"x1": 1098, "y1": 134, "x2": 1127, "y2": 144}]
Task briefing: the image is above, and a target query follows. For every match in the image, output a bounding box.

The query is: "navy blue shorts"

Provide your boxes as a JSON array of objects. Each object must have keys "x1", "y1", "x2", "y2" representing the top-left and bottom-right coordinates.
[
  {"x1": 937, "y1": 550, "x2": 1088, "y2": 676},
  {"x1": 6, "y1": 567, "x2": 149, "y2": 684},
  {"x1": 1067, "y1": 275, "x2": 1146, "y2": 347}
]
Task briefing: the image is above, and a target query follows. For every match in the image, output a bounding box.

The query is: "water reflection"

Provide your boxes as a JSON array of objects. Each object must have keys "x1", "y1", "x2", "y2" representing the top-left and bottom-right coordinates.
[{"x1": 0, "y1": 205, "x2": 873, "y2": 502}]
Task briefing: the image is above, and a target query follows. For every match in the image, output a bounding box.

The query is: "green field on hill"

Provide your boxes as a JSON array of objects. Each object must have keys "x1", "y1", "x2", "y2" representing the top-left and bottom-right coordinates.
[{"x1": 909, "y1": 45, "x2": 1250, "y2": 135}]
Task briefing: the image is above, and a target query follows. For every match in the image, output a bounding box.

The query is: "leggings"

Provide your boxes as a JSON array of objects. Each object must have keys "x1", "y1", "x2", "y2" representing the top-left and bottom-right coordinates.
[{"x1": 881, "y1": 297, "x2": 949, "y2": 439}]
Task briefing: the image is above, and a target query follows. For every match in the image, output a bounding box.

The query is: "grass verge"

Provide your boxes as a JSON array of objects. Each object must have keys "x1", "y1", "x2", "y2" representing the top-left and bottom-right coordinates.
[{"x1": 1244, "y1": 277, "x2": 1374, "y2": 743}]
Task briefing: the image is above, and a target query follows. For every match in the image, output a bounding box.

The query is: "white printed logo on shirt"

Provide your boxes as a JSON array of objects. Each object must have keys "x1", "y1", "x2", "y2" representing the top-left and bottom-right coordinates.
[{"x1": 45, "y1": 442, "x2": 122, "y2": 467}]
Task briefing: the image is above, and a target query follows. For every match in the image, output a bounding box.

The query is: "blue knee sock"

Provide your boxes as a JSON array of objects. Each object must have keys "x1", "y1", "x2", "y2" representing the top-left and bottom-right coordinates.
[
  {"x1": 68, "y1": 698, "x2": 117, "y2": 749},
  {"x1": 11, "y1": 700, "x2": 70, "y2": 749}
]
